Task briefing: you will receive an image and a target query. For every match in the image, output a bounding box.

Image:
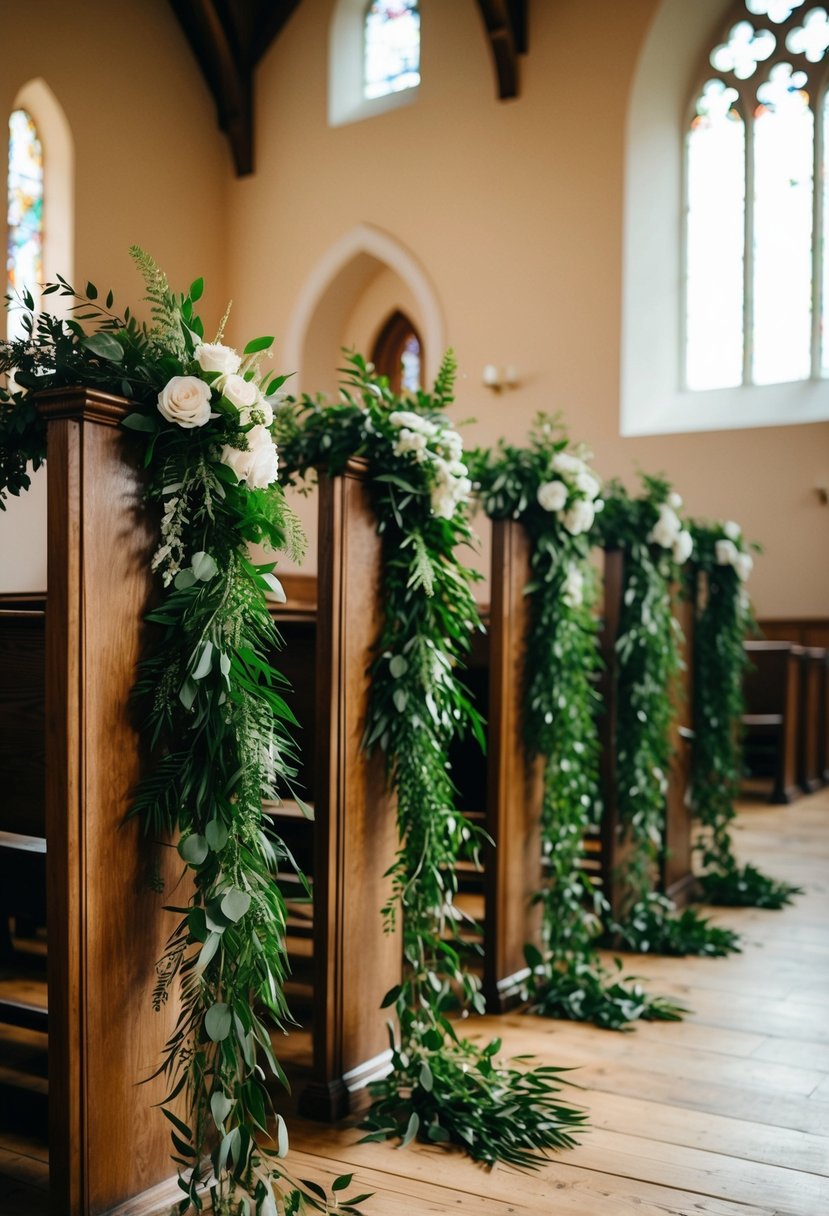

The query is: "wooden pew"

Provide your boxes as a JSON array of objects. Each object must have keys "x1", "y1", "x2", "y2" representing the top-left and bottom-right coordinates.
[
  {"x1": 742, "y1": 640, "x2": 802, "y2": 803},
  {"x1": 798, "y1": 647, "x2": 827, "y2": 793},
  {"x1": 480, "y1": 521, "x2": 543, "y2": 1011},
  {"x1": 274, "y1": 461, "x2": 402, "y2": 1122},
  {"x1": 0, "y1": 388, "x2": 185, "y2": 1216},
  {"x1": 598, "y1": 549, "x2": 696, "y2": 919}
]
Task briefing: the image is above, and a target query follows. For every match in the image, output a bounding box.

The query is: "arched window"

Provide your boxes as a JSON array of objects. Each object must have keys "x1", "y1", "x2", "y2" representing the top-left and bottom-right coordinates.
[
  {"x1": 371, "y1": 310, "x2": 423, "y2": 394},
  {"x1": 685, "y1": 1, "x2": 829, "y2": 391},
  {"x1": 7, "y1": 109, "x2": 44, "y2": 342},
  {"x1": 364, "y1": 1, "x2": 420, "y2": 100}
]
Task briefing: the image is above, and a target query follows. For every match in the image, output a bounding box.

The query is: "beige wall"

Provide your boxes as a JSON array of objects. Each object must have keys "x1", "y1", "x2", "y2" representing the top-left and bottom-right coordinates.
[
  {"x1": 1, "y1": 0, "x2": 827, "y2": 615},
  {"x1": 0, "y1": 0, "x2": 229, "y2": 591},
  {"x1": 227, "y1": 0, "x2": 828, "y2": 616}
]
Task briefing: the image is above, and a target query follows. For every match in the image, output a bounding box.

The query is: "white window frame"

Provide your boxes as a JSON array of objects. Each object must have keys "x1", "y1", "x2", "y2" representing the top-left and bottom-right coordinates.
[
  {"x1": 621, "y1": 0, "x2": 829, "y2": 436},
  {"x1": 329, "y1": 0, "x2": 420, "y2": 128}
]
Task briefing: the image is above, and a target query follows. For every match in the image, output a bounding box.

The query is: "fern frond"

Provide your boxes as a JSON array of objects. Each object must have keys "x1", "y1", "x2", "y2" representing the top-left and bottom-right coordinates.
[
  {"x1": 129, "y1": 246, "x2": 184, "y2": 353},
  {"x1": 432, "y1": 347, "x2": 457, "y2": 408}
]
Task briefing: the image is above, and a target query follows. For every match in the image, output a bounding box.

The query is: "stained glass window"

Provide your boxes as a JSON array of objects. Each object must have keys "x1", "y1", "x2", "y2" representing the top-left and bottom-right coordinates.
[
  {"x1": 372, "y1": 310, "x2": 423, "y2": 394},
  {"x1": 364, "y1": 1, "x2": 420, "y2": 101},
  {"x1": 7, "y1": 109, "x2": 43, "y2": 341},
  {"x1": 684, "y1": 1, "x2": 829, "y2": 390}
]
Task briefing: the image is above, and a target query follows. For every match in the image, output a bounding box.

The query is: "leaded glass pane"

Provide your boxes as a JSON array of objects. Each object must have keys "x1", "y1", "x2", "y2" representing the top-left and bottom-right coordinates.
[
  {"x1": 686, "y1": 81, "x2": 746, "y2": 390},
  {"x1": 752, "y1": 66, "x2": 813, "y2": 385},
  {"x1": 400, "y1": 332, "x2": 421, "y2": 392},
  {"x1": 364, "y1": 1, "x2": 420, "y2": 101},
  {"x1": 7, "y1": 109, "x2": 43, "y2": 342}
]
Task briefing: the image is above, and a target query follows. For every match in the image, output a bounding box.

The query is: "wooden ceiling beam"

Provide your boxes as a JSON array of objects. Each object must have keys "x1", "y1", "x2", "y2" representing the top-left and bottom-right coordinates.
[
  {"x1": 168, "y1": 0, "x2": 301, "y2": 176},
  {"x1": 475, "y1": 0, "x2": 528, "y2": 100}
]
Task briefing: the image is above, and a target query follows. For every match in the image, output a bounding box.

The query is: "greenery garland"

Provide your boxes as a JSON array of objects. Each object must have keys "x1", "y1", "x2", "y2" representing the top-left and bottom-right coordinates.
[
  {"x1": 690, "y1": 520, "x2": 800, "y2": 909},
  {"x1": 0, "y1": 254, "x2": 367, "y2": 1216},
  {"x1": 277, "y1": 356, "x2": 585, "y2": 1166},
  {"x1": 470, "y1": 418, "x2": 682, "y2": 1029},
  {"x1": 597, "y1": 479, "x2": 740, "y2": 958}
]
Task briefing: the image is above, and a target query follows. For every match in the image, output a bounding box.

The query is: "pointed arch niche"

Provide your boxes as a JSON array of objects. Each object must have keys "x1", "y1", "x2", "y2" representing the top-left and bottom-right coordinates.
[
  {"x1": 0, "y1": 78, "x2": 73, "y2": 593},
  {"x1": 621, "y1": 0, "x2": 829, "y2": 435},
  {"x1": 279, "y1": 224, "x2": 444, "y2": 573}
]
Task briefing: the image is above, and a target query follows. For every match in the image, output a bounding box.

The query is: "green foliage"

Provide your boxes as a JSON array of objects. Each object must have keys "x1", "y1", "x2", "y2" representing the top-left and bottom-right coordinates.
[
  {"x1": 470, "y1": 418, "x2": 682, "y2": 1029},
  {"x1": 611, "y1": 893, "x2": 739, "y2": 957},
  {"x1": 690, "y1": 521, "x2": 801, "y2": 910},
  {"x1": 0, "y1": 256, "x2": 366, "y2": 1216},
  {"x1": 279, "y1": 365, "x2": 585, "y2": 1165},
  {"x1": 597, "y1": 480, "x2": 740, "y2": 958}
]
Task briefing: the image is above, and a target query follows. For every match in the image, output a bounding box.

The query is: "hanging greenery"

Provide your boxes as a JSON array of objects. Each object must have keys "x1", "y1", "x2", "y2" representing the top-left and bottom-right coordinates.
[
  {"x1": 597, "y1": 478, "x2": 740, "y2": 958},
  {"x1": 277, "y1": 357, "x2": 585, "y2": 1166},
  {"x1": 0, "y1": 254, "x2": 367, "y2": 1216},
  {"x1": 469, "y1": 417, "x2": 682, "y2": 1030},
  {"x1": 690, "y1": 520, "x2": 801, "y2": 909}
]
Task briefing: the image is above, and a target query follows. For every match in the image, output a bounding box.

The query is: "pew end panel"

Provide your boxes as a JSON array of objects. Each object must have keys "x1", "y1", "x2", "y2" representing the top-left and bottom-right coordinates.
[
  {"x1": 483, "y1": 520, "x2": 543, "y2": 1011},
  {"x1": 298, "y1": 460, "x2": 402, "y2": 1122}
]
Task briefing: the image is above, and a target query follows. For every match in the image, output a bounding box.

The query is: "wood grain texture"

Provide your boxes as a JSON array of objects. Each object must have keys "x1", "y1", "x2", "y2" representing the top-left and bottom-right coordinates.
[
  {"x1": 299, "y1": 459, "x2": 402, "y2": 1120},
  {"x1": 37, "y1": 390, "x2": 183, "y2": 1215},
  {"x1": 482, "y1": 521, "x2": 543, "y2": 1009},
  {"x1": 2, "y1": 797, "x2": 829, "y2": 1214}
]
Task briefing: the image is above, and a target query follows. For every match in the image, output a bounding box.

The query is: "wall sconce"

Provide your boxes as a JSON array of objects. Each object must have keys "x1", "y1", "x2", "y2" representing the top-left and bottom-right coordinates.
[{"x1": 482, "y1": 364, "x2": 519, "y2": 392}]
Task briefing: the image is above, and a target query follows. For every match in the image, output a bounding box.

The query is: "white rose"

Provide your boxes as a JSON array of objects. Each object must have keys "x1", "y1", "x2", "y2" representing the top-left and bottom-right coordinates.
[
  {"x1": 254, "y1": 396, "x2": 274, "y2": 426},
  {"x1": 157, "y1": 376, "x2": 212, "y2": 428},
  {"x1": 394, "y1": 428, "x2": 428, "y2": 459},
  {"x1": 194, "y1": 342, "x2": 242, "y2": 376},
  {"x1": 593, "y1": 498, "x2": 605, "y2": 513},
  {"x1": 715, "y1": 538, "x2": 739, "y2": 566},
  {"x1": 672, "y1": 529, "x2": 694, "y2": 564},
  {"x1": 723, "y1": 520, "x2": 741, "y2": 540},
  {"x1": 431, "y1": 488, "x2": 456, "y2": 519},
  {"x1": 575, "y1": 470, "x2": 602, "y2": 500},
  {"x1": 537, "y1": 480, "x2": 568, "y2": 512},
  {"x1": 390, "y1": 409, "x2": 437, "y2": 437},
  {"x1": 220, "y1": 424, "x2": 278, "y2": 489},
  {"x1": 563, "y1": 498, "x2": 595, "y2": 536},
  {"x1": 668, "y1": 491, "x2": 683, "y2": 510},
  {"x1": 648, "y1": 505, "x2": 681, "y2": 549},
  {"x1": 551, "y1": 451, "x2": 584, "y2": 476},
  {"x1": 218, "y1": 373, "x2": 258, "y2": 415},
  {"x1": 734, "y1": 551, "x2": 754, "y2": 582}
]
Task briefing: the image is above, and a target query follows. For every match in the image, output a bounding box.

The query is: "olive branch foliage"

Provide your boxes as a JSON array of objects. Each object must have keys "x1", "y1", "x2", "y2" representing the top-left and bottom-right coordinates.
[
  {"x1": 277, "y1": 358, "x2": 586, "y2": 1167},
  {"x1": 690, "y1": 523, "x2": 800, "y2": 909},
  {"x1": 470, "y1": 418, "x2": 683, "y2": 1029},
  {"x1": 0, "y1": 253, "x2": 368, "y2": 1216},
  {"x1": 597, "y1": 479, "x2": 740, "y2": 958}
]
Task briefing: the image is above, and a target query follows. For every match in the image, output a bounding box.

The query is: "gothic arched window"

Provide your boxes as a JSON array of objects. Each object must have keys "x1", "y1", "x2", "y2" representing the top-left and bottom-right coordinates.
[
  {"x1": 372, "y1": 310, "x2": 422, "y2": 394},
  {"x1": 685, "y1": 1, "x2": 829, "y2": 391},
  {"x1": 7, "y1": 109, "x2": 44, "y2": 341},
  {"x1": 364, "y1": 1, "x2": 420, "y2": 101}
]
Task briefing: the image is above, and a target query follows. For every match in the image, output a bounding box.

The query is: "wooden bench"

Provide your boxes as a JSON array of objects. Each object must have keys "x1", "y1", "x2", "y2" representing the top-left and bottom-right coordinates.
[
  {"x1": 798, "y1": 646, "x2": 827, "y2": 794},
  {"x1": 742, "y1": 640, "x2": 803, "y2": 803},
  {"x1": 597, "y1": 549, "x2": 697, "y2": 918}
]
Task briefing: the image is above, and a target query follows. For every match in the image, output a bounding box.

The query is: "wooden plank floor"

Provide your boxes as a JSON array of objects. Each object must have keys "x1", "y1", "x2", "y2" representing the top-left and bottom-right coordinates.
[{"x1": 1, "y1": 794, "x2": 828, "y2": 1214}]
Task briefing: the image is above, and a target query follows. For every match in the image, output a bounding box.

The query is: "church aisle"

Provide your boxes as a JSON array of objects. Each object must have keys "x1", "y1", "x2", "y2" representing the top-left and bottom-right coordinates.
[
  {"x1": 288, "y1": 795, "x2": 829, "y2": 1216},
  {"x1": 0, "y1": 796, "x2": 827, "y2": 1214}
]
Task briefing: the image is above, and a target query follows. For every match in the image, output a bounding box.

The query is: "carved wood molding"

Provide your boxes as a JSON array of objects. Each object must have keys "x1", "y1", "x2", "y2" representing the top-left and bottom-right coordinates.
[{"x1": 475, "y1": 0, "x2": 528, "y2": 100}]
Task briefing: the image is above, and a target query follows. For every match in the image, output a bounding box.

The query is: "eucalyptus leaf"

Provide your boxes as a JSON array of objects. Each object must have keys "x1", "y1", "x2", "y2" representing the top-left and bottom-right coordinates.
[
  {"x1": 220, "y1": 888, "x2": 251, "y2": 923},
  {"x1": 205, "y1": 1002, "x2": 232, "y2": 1042},
  {"x1": 179, "y1": 833, "x2": 208, "y2": 865}
]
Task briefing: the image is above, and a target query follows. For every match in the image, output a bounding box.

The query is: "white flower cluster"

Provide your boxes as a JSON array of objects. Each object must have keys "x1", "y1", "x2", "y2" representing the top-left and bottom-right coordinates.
[
  {"x1": 647, "y1": 492, "x2": 694, "y2": 564},
  {"x1": 155, "y1": 342, "x2": 279, "y2": 490},
  {"x1": 715, "y1": 520, "x2": 754, "y2": 581},
  {"x1": 536, "y1": 449, "x2": 604, "y2": 537},
  {"x1": 389, "y1": 409, "x2": 472, "y2": 521},
  {"x1": 562, "y1": 564, "x2": 585, "y2": 609}
]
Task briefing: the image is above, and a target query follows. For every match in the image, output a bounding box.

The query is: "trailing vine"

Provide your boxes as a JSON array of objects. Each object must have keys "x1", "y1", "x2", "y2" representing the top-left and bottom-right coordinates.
[
  {"x1": 690, "y1": 520, "x2": 800, "y2": 909},
  {"x1": 277, "y1": 357, "x2": 585, "y2": 1166},
  {"x1": 597, "y1": 479, "x2": 740, "y2": 958},
  {"x1": 470, "y1": 418, "x2": 682, "y2": 1030},
  {"x1": 0, "y1": 254, "x2": 367, "y2": 1215}
]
